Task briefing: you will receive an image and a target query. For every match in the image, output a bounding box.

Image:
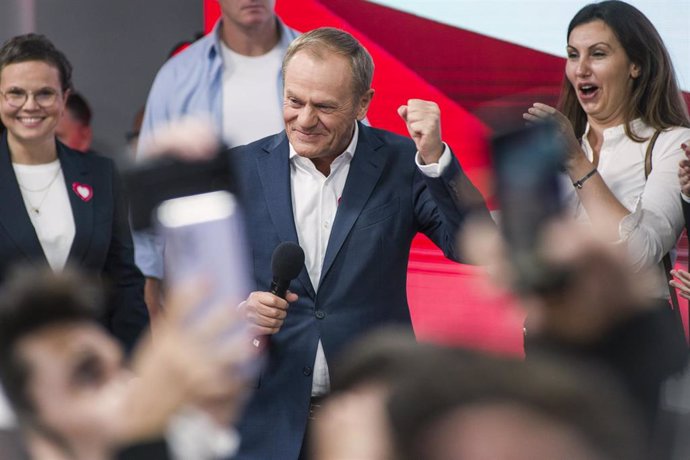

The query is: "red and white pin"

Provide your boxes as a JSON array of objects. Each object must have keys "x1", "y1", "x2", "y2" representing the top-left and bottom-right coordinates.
[{"x1": 72, "y1": 182, "x2": 93, "y2": 202}]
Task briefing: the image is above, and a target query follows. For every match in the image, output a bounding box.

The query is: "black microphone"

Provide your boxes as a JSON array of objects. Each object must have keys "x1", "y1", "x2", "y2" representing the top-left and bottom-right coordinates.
[
  {"x1": 270, "y1": 242, "x2": 305, "y2": 298},
  {"x1": 253, "y1": 242, "x2": 304, "y2": 350}
]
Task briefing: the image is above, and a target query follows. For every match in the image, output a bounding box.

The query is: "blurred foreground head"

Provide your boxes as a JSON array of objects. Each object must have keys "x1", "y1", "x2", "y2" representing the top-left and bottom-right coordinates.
[
  {"x1": 0, "y1": 266, "x2": 256, "y2": 460},
  {"x1": 315, "y1": 328, "x2": 644, "y2": 460},
  {"x1": 386, "y1": 345, "x2": 645, "y2": 460},
  {"x1": 312, "y1": 328, "x2": 458, "y2": 460},
  {"x1": 461, "y1": 216, "x2": 658, "y2": 344},
  {"x1": 0, "y1": 267, "x2": 125, "y2": 458}
]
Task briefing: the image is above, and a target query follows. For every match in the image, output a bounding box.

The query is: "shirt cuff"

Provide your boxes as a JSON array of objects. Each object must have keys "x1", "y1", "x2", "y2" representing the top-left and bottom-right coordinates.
[{"x1": 415, "y1": 143, "x2": 451, "y2": 178}]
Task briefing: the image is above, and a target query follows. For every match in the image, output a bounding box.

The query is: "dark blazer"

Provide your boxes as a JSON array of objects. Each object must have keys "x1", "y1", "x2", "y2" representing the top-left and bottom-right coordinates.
[
  {"x1": 0, "y1": 132, "x2": 149, "y2": 352},
  {"x1": 229, "y1": 123, "x2": 489, "y2": 460}
]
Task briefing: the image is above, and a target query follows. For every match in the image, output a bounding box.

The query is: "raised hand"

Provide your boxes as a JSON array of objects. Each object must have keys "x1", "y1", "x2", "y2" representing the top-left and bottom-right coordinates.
[
  {"x1": 523, "y1": 102, "x2": 583, "y2": 169},
  {"x1": 398, "y1": 99, "x2": 444, "y2": 164}
]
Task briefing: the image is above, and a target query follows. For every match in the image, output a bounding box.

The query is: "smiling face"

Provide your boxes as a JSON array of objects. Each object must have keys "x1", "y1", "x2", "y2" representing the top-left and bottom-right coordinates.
[
  {"x1": 565, "y1": 20, "x2": 640, "y2": 130},
  {"x1": 0, "y1": 60, "x2": 67, "y2": 151},
  {"x1": 283, "y1": 50, "x2": 372, "y2": 173}
]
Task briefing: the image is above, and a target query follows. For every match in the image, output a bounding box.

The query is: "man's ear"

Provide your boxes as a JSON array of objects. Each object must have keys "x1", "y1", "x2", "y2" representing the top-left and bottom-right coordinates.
[{"x1": 356, "y1": 89, "x2": 375, "y2": 121}]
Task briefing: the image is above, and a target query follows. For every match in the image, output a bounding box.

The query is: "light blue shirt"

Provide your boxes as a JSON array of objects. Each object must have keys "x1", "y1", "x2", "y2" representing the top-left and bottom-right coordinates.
[
  {"x1": 134, "y1": 17, "x2": 299, "y2": 278},
  {"x1": 138, "y1": 17, "x2": 299, "y2": 152}
]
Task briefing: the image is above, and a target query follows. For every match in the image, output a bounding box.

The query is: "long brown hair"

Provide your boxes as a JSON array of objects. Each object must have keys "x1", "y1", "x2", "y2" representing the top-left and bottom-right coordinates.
[{"x1": 558, "y1": 1, "x2": 690, "y2": 141}]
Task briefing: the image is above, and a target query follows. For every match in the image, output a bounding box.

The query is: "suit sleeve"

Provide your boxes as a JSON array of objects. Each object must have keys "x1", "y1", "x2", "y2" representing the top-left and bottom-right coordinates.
[
  {"x1": 413, "y1": 149, "x2": 492, "y2": 262},
  {"x1": 103, "y1": 162, "x2": 150, "y2": 353}
]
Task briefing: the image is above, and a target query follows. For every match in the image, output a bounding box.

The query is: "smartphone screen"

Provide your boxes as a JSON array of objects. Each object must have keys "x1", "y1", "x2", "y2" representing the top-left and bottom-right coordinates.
[
  {"x1": 492, "y1": 123, "x2": 568, "y2": 293},
  {"x1": 157, "y1": 190, "x2": 250, "y2": 307}
]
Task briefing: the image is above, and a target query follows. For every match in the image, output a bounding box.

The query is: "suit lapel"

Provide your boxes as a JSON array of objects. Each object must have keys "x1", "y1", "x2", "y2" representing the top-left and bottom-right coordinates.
[
  {"x1": 319, "y1": 124, "x2": 386, "y2": 286},
  {"x1": 60, "y1": 143, "x2": 93, "y2": 265},
  {"x1": 0, "y1": 133, "x2": 48, "y2": 264},
  {"x1": 256, "y1": 133, "x2": 315, "y2": 298},
  {"x1": 0, "y1": 132, "x2": 48, "y2": 264}
]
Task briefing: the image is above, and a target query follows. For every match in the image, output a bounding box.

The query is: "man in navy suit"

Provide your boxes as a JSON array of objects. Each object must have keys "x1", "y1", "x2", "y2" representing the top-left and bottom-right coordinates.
[{"x1": 230, "y1": 27, "x2": 490, "y2": 459}]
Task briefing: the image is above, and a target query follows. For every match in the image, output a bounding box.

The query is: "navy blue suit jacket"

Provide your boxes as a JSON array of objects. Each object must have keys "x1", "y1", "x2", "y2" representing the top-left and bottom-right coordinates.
[
  {"x1": 229, "y1": 123, "x2": 489, "y2": 460},
  {"x1": 0, "y1": 133, "x2": 149, "y2": 352}
]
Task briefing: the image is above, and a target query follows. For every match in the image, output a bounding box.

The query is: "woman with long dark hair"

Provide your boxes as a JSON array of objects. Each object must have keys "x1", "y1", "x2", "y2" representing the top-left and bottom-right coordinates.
[{"x1": 524, "y1": 0, "x2": 690, "y2": 300}]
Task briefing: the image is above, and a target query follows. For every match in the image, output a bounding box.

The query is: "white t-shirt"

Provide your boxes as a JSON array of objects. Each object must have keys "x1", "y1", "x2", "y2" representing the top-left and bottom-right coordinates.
[
  {"x1": 220, "y1": 42, "x2": 285, "y2": 147},
  {"x1": 13, "y1": 160, "x2": 75, "y2": 271}
]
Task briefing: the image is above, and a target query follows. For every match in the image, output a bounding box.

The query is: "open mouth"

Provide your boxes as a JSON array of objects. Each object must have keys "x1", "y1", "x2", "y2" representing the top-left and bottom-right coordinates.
[{"x1": 578, "y1": 84, "x2": 599, "y2": 98}]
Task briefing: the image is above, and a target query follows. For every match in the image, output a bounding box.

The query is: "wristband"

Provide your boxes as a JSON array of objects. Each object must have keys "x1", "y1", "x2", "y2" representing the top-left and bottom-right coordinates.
[{"x1": 572, "y1": 167, "x2": 597, "y2": 189}]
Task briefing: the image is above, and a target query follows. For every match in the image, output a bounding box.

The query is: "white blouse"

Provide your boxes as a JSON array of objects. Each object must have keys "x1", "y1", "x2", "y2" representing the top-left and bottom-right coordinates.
[
  {"x1": 563, "y1": 119, "x2": 690, "y2": 298},
  {"x1": 13, "y1": 160, "x2": 76, "y2": 271}
]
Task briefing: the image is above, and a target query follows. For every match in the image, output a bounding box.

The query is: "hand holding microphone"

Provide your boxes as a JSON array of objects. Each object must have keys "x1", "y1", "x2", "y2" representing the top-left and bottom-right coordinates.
[{"x1": 241, "y1": 242, "x2": 304, "y2": 345}]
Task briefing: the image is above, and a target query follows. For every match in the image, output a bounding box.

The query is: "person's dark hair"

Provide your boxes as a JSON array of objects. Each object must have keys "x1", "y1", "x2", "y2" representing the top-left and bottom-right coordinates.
[
  {"x1": 330, "y1": 327, "x2": 447, "y2": 393},
  {"x1": 0, "y1": 33, "x2": 73, "y2": 92},
  {"x1": 558, "y1": 0, "x2": 690, "y2": 141},
  {"x1": 388, "y1": 352, "x2": 645, "y2": 460},
  {"x1": 65, "y1": 92, "x2": 92, "y2": 126},
  {"x1": 0, "y1": 267, "x2": 103, "y2": 421}
]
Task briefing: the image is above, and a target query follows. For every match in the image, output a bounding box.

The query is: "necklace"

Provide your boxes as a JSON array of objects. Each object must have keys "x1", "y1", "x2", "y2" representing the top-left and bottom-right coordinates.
[{"x1": 16, "y1": 166, "x2": 63, "y2": 215}]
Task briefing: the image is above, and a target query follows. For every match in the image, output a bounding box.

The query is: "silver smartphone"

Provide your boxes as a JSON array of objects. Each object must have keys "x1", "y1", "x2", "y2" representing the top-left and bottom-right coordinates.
[{"x1": 156, "y1": 190, "x2": 251, "y2": 324}]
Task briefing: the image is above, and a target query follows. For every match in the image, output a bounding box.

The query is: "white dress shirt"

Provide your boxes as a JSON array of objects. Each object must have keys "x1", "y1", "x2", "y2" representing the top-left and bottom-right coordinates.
[
  {"x1": 289, "y1": 123, "x2": 452, "y2": 395},
  {"x1": 562, "y1": 119, "x2": 690, "y2": 298}
]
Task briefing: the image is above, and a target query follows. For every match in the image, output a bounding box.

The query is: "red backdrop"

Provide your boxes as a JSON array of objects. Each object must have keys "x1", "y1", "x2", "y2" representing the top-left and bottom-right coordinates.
[{"x1": 201, "y1": 0, "x2": 688, "y2": 353}]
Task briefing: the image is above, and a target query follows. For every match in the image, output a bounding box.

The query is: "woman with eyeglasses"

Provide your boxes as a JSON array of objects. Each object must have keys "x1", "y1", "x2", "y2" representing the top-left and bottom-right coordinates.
[{"x1": 0, "y1": 34, "x2": 149, "y2": 352}]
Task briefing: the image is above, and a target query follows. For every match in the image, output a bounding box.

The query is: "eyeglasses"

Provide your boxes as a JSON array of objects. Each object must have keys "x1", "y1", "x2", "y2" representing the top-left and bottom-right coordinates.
[{"x1": 0, "y1": 88, "x2": 60, "y2": 108}]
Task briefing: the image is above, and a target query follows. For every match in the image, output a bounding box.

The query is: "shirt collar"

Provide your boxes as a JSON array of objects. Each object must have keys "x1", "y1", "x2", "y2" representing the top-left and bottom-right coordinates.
[
  {"x1": 583, "y1": 118, "x2": 648, "y2": 144},
  {"x1": 289, "y1": 122, "x2": 359, "y2": 164},
  {"x1": 206, "y1": 19, "x2": 224, "y2": 61}
]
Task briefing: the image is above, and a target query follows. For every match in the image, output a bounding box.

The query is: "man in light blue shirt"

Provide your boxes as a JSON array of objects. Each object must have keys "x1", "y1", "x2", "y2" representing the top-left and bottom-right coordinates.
[{"x1": 135, "y1": 0, "x2": 299, "y2": 314}]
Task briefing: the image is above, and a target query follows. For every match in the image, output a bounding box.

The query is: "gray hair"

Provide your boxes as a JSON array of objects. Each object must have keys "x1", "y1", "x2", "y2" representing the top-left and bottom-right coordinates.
[{"x1": 282, "y1": 27, "x2": 374, "y2": 98}]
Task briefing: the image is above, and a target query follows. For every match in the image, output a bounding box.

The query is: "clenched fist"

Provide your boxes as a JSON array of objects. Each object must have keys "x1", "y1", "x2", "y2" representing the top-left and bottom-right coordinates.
[{"x1": 398, "y1": 99, "x2": 444, "y2": 164}]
